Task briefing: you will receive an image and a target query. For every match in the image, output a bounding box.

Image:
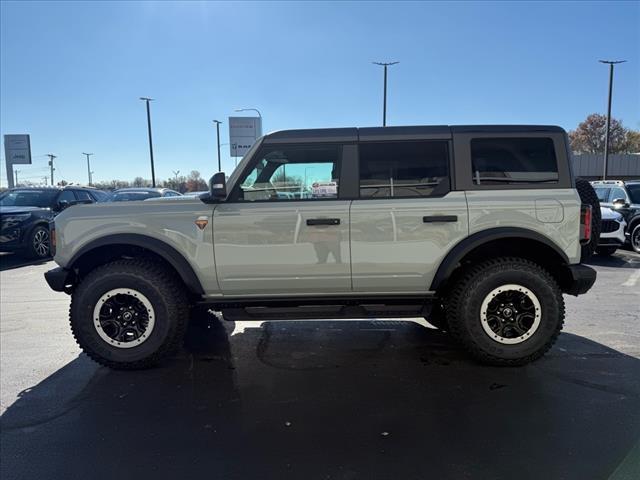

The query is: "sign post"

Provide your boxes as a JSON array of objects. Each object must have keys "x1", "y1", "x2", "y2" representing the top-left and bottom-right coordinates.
[
  {"x1": 228, "y1": 116, "x2": 262, "y2": 160},
  {"x1": 3, "y1": 135, "x2": 32, "y2": 188}
]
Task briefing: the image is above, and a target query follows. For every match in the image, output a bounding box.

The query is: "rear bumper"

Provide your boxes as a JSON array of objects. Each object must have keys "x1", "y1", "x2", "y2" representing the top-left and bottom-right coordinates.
[
  {"x1": 563, "y1": 264, "x2": 597, "y2": 296},
  {"x1": 44, "y1": 267, "x2": 74, "y2": 293}
]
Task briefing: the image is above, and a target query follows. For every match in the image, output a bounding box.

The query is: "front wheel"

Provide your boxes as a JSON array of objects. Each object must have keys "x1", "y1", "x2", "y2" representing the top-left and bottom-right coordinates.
[
  {"x1": 631, "y1": 224, "x2": 640, "y2": 254},
  {"x1": 70, "y1": 259, "x2": 189, "y2": 369},
  {"x1": 445, "y1": 257, "x2": 564, "y2": 366},
  {"x1": 26, "y1": 225, "x2": 50, "y2": 259}
]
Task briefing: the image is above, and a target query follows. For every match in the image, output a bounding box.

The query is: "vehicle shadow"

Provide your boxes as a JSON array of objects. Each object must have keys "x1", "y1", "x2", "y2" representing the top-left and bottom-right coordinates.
[
  {"x1": 586, "y1": 249, "x2": 640, "y2": 268},
  {"x1": 0, "y1": 253, "x2": 51, "y2": 272},
  {"x1": 1, "y1": 313, "x2": 639, "y2": 480}
]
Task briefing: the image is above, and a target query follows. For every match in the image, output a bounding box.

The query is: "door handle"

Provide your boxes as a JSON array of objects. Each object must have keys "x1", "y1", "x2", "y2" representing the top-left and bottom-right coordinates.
[
  {"x1": 307, "y1": 218, "x2": 340, "y2": 226},
  {"x1": 423, "y1": 215, "x2": 458, "y2": 223}
]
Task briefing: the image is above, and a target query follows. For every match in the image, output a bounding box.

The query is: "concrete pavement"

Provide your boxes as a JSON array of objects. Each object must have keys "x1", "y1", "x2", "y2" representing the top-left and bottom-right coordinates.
[{"x1": 1, "y1": 251, "x2": 639, "y2": 480}]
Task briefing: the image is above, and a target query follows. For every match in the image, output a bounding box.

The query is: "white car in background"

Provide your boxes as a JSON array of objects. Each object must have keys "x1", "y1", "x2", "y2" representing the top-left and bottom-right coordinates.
[{"x1": 597, "y1": 206, "x2": 626, "y2": 256}]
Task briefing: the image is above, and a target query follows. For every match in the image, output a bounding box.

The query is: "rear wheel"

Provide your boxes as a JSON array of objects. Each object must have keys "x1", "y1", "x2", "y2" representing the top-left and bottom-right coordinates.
[
  {"x1": 445, "y1": 257, "x2": 564, "y2": 366},
  {"x1": 596, "y1": 246, "x2": 618, "y2": 256},
  {"x1": 70, "y1": 259, "x2": 189, "y2": 369}
]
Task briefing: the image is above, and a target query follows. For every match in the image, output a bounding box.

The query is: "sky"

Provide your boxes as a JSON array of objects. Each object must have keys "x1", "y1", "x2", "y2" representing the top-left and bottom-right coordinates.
[{"x1": 1, "y1": 0, "x2": 639, "y2": 187}]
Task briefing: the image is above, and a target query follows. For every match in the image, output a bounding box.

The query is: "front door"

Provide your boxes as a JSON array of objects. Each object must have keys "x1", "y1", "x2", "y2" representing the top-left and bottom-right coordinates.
[{"x1": 213, "y1": 144, "x2": 350, "y2": 295}]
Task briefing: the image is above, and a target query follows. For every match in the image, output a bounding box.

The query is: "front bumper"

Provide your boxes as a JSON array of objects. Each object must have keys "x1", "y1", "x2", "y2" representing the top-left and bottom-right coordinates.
[
  {"x1": 563, "y1": 264, "x2": 597, "y2": 296},
  {"x1": 44, "y1": 267, "x2": 74, "y2": 293}
]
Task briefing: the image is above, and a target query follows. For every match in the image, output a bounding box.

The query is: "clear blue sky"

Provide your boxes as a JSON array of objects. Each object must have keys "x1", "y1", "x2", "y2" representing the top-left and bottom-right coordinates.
[{"x1": 1, "y1": 0, "x2": 639, "y2": 187}]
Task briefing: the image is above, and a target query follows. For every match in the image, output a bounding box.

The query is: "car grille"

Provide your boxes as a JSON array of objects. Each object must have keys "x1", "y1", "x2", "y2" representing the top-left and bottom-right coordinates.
[{"x1": 601, "y1": 220, "x2": 620, "y2": 233}]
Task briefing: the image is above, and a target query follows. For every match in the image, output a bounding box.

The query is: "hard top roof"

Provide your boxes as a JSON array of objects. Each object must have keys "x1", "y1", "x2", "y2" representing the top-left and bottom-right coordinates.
[{"x1": 263, "y1": 125, "x2": 565, "y2": 143}]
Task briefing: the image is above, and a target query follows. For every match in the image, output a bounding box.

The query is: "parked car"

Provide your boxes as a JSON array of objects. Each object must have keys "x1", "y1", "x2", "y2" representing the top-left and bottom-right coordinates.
[
  {"x1": 597, "y1": 207, "x2": 626, "y2": 256},
  {"x1": 591, "y1": 180, "x2": 640, "y2": 253},
  {"x1": 109, "y1": 188, "x2": 182, "y2": 202},
  {"x1": 45, "y1": 125, "x2": 599, "y2": 370},
  {"x1": 0, "y1": 186, "x2": 109, "y2": 258}
]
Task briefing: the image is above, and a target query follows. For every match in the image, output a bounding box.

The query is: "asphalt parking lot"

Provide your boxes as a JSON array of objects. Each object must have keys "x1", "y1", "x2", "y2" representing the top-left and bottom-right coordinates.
[{"x1": 1, "y1": 251, "x2": 639, "y2": 480}]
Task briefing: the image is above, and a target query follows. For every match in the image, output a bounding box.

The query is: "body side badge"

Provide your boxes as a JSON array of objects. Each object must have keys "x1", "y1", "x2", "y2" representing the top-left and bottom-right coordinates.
[{"x1": 195, "y1": 216, "x2": 209, "y2": 230}]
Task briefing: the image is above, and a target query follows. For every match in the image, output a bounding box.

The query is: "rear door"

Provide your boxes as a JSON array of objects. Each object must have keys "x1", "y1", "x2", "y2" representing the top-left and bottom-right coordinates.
[
  {"x1": 213, "y1": 143, "x2": 351, "y2": 295},
  {"x1": 350, "y1": 138, "x2": 469, "y2": 293}
]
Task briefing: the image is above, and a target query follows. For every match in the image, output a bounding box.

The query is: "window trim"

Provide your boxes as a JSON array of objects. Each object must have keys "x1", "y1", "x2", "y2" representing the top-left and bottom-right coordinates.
[
  {"x1": 227, "y1": 142, "x2": 348, "y2": 203},
  {"x1": 453, "y1": 132, "x2": 573, "y2": 191},
  {"x1": 354, "y1": 139, "x2": 452, "y2": 200}
]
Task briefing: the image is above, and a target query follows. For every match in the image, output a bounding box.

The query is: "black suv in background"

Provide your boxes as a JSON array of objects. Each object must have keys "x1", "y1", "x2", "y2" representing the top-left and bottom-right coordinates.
[
  {"x1": 591, "y1": 180, "x2": 640, "y2": 253},
  {"x1": 0, "y1": 186, "x2": 109, "y2": 259}
]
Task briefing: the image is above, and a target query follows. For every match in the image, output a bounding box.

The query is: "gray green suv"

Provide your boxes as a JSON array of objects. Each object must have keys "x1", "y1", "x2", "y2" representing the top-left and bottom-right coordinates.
[{"x1": 44, "y1": 125, "x2": 598, "y2": 369}]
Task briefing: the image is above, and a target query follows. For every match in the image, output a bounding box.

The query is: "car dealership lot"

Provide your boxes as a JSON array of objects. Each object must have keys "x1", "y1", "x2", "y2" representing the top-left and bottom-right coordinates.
[{"x1": 1, "y1": 252, "x2": 639, "y2": 480}]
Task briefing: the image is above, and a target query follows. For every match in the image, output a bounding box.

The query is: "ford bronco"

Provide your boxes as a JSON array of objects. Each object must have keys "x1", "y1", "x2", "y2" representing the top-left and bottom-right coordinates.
[{"x1": 44, "y1": 125, "x2": 599, "y2": 369}]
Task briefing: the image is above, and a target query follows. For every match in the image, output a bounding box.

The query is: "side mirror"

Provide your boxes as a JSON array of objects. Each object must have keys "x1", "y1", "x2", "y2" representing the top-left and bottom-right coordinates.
[
  {"x1": 208, "y1": 172, "x2": 227, "y2": 199},
  {"x1": 612, "y1": 198, "x2": 629, "y2": 209},
  {"x1": 57, "y1": 200, "x2": 70, "y2": 211}
]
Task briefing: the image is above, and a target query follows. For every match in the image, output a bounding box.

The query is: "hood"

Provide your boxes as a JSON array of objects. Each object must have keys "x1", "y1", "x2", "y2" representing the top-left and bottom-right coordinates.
[
  {"x1": 0, "y1": 206, "x2": 49, "y2": 215},
  {"x1": 600, "y1": 206, "x2": 623, "y2": 221}
]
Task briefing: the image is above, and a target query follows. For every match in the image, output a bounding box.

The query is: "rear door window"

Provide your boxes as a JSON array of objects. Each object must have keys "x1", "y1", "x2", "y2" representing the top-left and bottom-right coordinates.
[
  {"x1": 359, "y1": 141, "x2": 449, "y2": 198},
  {"x1": 74, "y1": 190, "x2": 94, "y2": 202},
  {"x1": 471, "y1": 137, "x2": 558, "y2": 185}
]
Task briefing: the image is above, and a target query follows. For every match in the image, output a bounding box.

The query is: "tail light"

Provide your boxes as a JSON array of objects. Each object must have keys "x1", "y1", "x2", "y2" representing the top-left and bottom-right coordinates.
[{"x1": 580, "y1": 204, "x2": 592, "y2": 243}]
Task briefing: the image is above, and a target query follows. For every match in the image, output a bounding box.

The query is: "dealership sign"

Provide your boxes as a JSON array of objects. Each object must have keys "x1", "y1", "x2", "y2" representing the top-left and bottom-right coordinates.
[
  {"x1": 4, "y1": 134, "x2": 32, "y2": 188},
  {"x1": 228, "y1": 116, "x2": 262, "y2": 157}
]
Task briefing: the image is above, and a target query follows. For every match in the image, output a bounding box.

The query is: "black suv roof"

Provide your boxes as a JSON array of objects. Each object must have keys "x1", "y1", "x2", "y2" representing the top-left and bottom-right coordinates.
[{"x1": 263, "y1": 125, "x2": 565, "y2": 144}]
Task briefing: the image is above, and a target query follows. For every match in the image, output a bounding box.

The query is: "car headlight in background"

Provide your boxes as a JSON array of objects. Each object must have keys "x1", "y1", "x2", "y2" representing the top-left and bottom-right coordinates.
[{"x1": 1, "y1": 213, "x2": 32, "y2": 228}]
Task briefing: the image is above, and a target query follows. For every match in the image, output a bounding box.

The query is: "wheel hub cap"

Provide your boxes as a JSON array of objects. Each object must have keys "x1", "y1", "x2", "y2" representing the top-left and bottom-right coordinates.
[
  {"x1": 93, "y1": 289, "x2": 155, "y2": 348},
  {"x1": 480, "y1": 284, "x2": 541, "y2": 345}
]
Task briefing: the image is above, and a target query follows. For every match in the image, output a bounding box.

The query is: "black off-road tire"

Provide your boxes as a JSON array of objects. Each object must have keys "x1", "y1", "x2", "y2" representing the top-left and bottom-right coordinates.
[
  {"x1": 70, "y1": 259, "x2": 189, "y2": 370},
  {"x1": 26, "y1": 225, "x2": 50, "y2": 259},
  {"x1": 445, "y1": 257, "x2": 564, "y2": 366},
  {"x1": 596, "y1": 246, "x2": 618, "y2": 256},
  {"x1": 425, "y1": 302, "x2": 448, "y2": 330},
  {"x1": 576, "y1": 178, "x2": 601, "y2": 262}
]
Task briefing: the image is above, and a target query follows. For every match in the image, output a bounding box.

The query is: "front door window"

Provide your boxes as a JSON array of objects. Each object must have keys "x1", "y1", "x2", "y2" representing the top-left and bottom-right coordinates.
[{"x1": 238, "y1": 145, "x2": 340, "y2": 201}]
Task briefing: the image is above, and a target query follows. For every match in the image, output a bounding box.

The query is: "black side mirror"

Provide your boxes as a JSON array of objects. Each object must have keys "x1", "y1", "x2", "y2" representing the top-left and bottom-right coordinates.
[
  {"x1": 208, "y1": 172, "x2": 227, "y2": 199},
  {"x1": 57, "y1": 200, "x2": 70, "y2": 210},
  {"x1": 612, "y1": 198, "x2": 629, "y2": 209}
]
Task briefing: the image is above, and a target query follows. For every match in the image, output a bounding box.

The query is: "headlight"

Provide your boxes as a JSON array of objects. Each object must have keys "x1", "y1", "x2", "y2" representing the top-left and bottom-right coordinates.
[{"x1": 1, "y1": 213, "x2": 32, "y2": 227}]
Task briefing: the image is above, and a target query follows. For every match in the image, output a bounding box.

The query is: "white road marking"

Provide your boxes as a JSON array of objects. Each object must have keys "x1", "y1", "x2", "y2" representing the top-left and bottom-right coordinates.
[{"x1": 622, "y1": 269, "x2": 640, "y2": 287}]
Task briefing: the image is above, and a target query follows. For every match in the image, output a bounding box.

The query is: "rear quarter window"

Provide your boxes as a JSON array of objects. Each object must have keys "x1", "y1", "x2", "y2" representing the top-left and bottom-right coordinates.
[{"x1": 471, "y1": 137, "x2": 559, "y2": 185}]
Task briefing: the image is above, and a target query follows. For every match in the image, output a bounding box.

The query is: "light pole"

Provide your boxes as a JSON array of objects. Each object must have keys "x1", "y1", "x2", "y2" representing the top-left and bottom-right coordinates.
[
  {"x1": 599, "y1": 60, "x2": 627, "y2": 180},
  {"x1": 140, "y1": 97, "x2": 156, "y2": 187},
  {"x1": 172, "y1": 170, "x2": 180, "y2": 189},
  {"x1": 82, "y1": 152, "x2": 94, "y2": 186},
  {"x1": 373, "y1": 61, "x2": 399, "y2": 127},
  {"x1": 14, "y1": 169, "x2": 19, "y2": 186},
  {"x1": 235, "y1": 108, "x2": 262, "y2": 118},
  {"x1": 213, "y1": 120, "x2": 222, "y2": 172},
  {"x1": 46, "y1": 154, "x2": 56, "y2": 185}
]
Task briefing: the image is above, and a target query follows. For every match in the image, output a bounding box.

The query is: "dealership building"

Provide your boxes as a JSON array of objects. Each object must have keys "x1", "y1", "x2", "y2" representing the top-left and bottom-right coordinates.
[{"x1": 572, "y1": 154, "x2": 640, "y2": 180}]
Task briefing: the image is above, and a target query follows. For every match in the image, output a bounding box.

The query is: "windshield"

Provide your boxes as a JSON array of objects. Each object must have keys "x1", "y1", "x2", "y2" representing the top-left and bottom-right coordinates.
[
  {"x1": 626, "y1": 184, "x2": 640, "y2": 204},
  {"x1": 0, "y1": 189, "x2": 58, "y2": 208},
  {"x1": 110, "y1": 191, "x2": 161, "y2": 202}
]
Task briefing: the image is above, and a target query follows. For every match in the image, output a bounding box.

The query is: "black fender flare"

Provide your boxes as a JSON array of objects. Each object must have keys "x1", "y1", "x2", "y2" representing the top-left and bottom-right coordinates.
[
  {"x1": 68, "y1": 233, "x2": 205, "y2": 295},
  {"x1": 429, "y1": 227, "x2": 570, "y2": 291}
]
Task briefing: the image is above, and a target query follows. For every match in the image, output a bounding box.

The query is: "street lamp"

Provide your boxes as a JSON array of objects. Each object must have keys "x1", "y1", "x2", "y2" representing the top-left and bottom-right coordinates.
[
  {"x1": 373, "y1": 61, "x2": 399, "y2": 127},
  {"x1": 139, "y1": 97, "x2": 156, "y2": 187},
  {"x1": 213, "y1": 120, "x2": 223, "y2": 172},
  {"x1": 82, "y1": 152, "x2": 94, "y2": 186},
  {"x1": 598, "y1": 60, "x2": 627, "y2": 180},
  {"x1": 235, "y1": 107, "x2": 262, "y2": 118}
]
